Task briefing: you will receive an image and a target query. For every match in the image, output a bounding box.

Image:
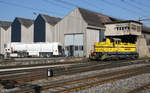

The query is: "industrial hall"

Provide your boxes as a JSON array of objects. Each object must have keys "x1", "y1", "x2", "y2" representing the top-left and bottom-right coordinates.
[{"x1": 0, "y1": 8, "x2": 150, "y2": 58}]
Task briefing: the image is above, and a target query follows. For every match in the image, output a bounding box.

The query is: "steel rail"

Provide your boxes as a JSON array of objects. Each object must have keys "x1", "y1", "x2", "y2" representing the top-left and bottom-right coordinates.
[{"x1": 13, "y1": 65, "x2": 150, "y2": 93}]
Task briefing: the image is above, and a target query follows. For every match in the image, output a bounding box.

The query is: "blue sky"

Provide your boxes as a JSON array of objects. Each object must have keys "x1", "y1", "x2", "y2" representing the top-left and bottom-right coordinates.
[{"x1": 0, "y1": 0, "x2": 150, "y2": 27}]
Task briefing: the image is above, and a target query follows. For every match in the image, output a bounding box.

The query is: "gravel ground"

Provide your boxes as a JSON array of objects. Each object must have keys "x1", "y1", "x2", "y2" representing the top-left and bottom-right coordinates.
[
  {"x1": 41, "y1": 63, "x2": 150, "y2": 93},
  {"x1": 0, "y1": 57, "x2": 84, "y2": 67},
  {"x1": 136, "y1": 89, "x2": 150, "y2": 93},
  {"x1": 78, "y1": 73, "x2": 150, "y2": 93},
  {"x1": 1, "y1": 63, "x2": 150, "y2": 93},
  {"x1": 36, "y1": 63, "x2": 150, "y2": 86}
]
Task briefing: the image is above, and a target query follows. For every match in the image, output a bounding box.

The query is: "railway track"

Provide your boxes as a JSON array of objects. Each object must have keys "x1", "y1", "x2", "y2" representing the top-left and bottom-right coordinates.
[
  {"x1": 0, "y1": 58, "x2": 149, "y2": 92},
  {"x1": 0, "y1": 59, "x2": 85, "y2": 69},
  {"x1": 11, "y1": 64, "x2": 150, "y2": 93},
  {"x1": 0, "y1": 57, "x2": 149, "y2": 69},
  {"x1": 127, "y1": 83, "x2": 150, "y2": 93},
  {"x1": 0, "y1": 59, "x2": 149, "y2": 82}
]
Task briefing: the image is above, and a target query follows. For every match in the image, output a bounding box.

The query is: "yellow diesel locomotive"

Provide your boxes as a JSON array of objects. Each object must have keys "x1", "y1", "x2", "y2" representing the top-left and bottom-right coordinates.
[{"x1": 89, "y1": 38, "x2": 138, "y2": 60}]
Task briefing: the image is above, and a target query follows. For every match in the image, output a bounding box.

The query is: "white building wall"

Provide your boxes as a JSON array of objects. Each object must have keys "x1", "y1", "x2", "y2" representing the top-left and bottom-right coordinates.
[
  {"x1": 54, "y1": 8, "x2": 106, "y2": 57},
  {"x1": 85, "y1": 28, "x2": 100, "y2": 57},
  {"x1": 21, "y1": 24, "x2": 34, "y2": 43},
  {"x1": 105, "y1": 22, "x2": 141, "y2": 36},
  {"x1": 0, "y1": 27, "x2": 11, "y2": 54},
  {"x1": 45, "y1": 23, "x2": 54, "y2": 42},
  {"x1": 54, "y1": 8, "x2": 87, "y2": 46}
]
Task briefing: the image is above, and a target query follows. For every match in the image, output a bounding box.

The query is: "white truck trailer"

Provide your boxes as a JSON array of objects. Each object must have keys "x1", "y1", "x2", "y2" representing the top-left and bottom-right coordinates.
[{"x1": 4, "y1": 42, "x2": 63, "y2": 58}]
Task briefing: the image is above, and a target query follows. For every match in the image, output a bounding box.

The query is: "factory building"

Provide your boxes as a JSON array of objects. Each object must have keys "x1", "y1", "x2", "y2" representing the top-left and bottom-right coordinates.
[
  {"x1": 54, "y1": 8, "x2": 120, "y2": 57},
  {"x1": 104, "y1": 20, "x2": 142, "y2": 43},
  {"x1": 11, "y1": 17, "x2": 34, "y2": 43},
  {"x1": 34, "y1": 14, "x2": 61, "y2": 42},
  {"x1": 104, "y1": 20, "x2": 150, "y2": 57},
  {"x1": 0, "y1": 20, "x2": 11, "y2": 55}
]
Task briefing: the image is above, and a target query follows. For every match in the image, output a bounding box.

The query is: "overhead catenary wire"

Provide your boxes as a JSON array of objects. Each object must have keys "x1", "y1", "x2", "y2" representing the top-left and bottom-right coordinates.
[
  {"x1": 42, "y1": 0, "x2": 71, "y2": 10},
  {"x1": 130, "y1": 0, "x2": 150, "y2": 9},
  {"x1": 121, "y1": 0, "x2": 150, "y2": 16},
  {"x1": 70, "y1": 0, "x2": 104, "y2": 12},
  {"x1": 127, "y1": 0, "x2": 150, "y2": 9},
  {"x1": 97, "y1": 0, "x2": 148, "y2": 18},
  {"x1": 0, "y1": 0, "x2": 149, "y2": 26},
  {"x1": 0, "y1": 0, "x2": 65, "y2": 17},
  {"x1": 52, "y1": 0, "x2": 106, "y2": 16},
  {"x1": 54, "y1": 0, "x2": 78, "y2": 7}
]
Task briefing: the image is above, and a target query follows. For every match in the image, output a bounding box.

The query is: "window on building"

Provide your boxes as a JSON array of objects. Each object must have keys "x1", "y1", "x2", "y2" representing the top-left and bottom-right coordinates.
[
  {"x1": 79, "y1": 46, "x2": 83, "y2": 51},
  {"x1": 124, "y1": 26, "x2": 130, "y2": 30},
  {"x1": 131, "y1": 24, "x2": 136, "y2": 30},
  {"x1": 75, "y1": 46, "x2": 78, "y2": 51},
  {"x1": 119, "y1": 27, "x2": 121, "y2": 30},
  {"x1": 116, "y1": 25, "x2": 131, "y2": 31},
  {"x1": 116, "y1": 27, "x2": 119, "y2": 30},
  {"x1": 128, "y1": 27, "x2": 130, "y2": 30}
]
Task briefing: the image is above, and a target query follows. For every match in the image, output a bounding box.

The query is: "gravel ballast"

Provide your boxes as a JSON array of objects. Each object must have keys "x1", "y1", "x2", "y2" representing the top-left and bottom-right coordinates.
[{"x1": 78, "y1": 73, "x2": 150, "y2": 93}]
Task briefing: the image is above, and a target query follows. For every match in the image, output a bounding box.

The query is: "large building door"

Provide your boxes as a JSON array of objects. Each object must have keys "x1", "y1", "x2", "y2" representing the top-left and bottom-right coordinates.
[
  {"x1": 65, "y1": 34, "x2": 83, "y2": 57},
  {"x1": 74, "y1": 34, "x2": 83, "y2": 57}
]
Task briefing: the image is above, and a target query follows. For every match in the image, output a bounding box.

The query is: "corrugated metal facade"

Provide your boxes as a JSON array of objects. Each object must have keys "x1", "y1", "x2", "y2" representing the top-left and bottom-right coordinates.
[
  {"x1": 45, "y1": 23, "x2": 54, "y2": 42},
  {"x1": 54, "y1": 8, "x2": 87, "y2": 44},
  {"x1": 54, "y1": 8, "x2": 105, "y2": 57},
  {"x1": 54, "y1": 8, "x2": 87, "y2": 57},
  {"x1": 21, "y1": 25, "x2": 34, "y2": 43},
  {"x1": 34, "y1": 14, "x2": 61, "y2": 42},
  {"x1": 85, "y1": 28, "x2": 100, "y2": 57},
  {"x1": 0, "y1": 27, "x2": 11, "y2": 54}
]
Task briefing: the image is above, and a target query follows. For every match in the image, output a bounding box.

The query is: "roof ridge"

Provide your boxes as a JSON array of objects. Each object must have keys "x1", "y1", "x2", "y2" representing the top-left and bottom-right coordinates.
[
  {"x1": 39, "y1": 14, "x2": 61, "y2": 26},
  {"x1": 40, "y1": 14, "x2": 61, "y2": 19},
  {"x1": 15, "y1": 17, "x2": 34, "y2": 28},
  {"x1": 0, "y1": 20, "x2": 12, "y2": 23},
  {"x1": 78, "y1": 7, "x2": 109, "y2": 18},
  {"x1": 16, "y1": 17, "x2": 34, "y2": 21},
  {"x1": 77, "y1": 7, "x2": 121, "y2": 27}
]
